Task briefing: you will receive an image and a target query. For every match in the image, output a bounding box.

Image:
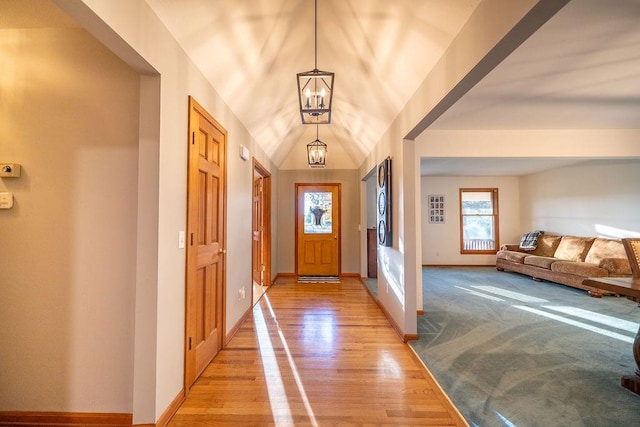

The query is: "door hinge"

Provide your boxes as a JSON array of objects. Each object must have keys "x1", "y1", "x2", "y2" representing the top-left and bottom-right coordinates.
[
  {"x1": 190, "y1": 233, "x2": 194, "y2": 246},
  {"x1": 261, "y1": 265, "x2": 266, "y2": 272},
  {"x1": 188, "y1": 337, "x2": 192, "y2": 350},
  {"x1": 191, "y1": 131, "x2": 195, "y2": 145}
]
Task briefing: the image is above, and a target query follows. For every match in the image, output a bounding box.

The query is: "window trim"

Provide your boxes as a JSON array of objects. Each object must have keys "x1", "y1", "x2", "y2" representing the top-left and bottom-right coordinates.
[{"x1": 459, "y1": 188, "x2": 499, "y2": 255}]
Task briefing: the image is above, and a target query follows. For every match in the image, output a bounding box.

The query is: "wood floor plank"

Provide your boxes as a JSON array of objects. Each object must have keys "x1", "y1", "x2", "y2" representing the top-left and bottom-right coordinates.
[{"x1": 169, "y1": 277, "x2": 467, "y2": 426}]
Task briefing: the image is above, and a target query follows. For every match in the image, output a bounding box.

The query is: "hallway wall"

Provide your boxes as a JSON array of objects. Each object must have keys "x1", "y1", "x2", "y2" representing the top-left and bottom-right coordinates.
[{"x1": 0, "y1": 26, "x2": 140, "y2": 412}]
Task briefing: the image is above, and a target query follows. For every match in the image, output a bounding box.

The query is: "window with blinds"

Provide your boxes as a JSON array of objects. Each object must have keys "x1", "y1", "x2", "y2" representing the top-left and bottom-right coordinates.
[{"x1": 459, "y1": 188, "x2": 499, "y2": 254}]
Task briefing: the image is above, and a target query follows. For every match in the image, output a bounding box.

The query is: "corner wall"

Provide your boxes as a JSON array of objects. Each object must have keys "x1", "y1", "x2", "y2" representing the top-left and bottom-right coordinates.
[{"x1": 0, "y1": 27, "x2": 140, "y2": 413}]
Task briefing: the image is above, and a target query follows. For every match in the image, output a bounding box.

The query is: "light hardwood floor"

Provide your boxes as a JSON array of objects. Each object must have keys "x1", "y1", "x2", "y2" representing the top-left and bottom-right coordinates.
[{"x1": 169, "y1": 277, "x2": 467, "y2": 426}]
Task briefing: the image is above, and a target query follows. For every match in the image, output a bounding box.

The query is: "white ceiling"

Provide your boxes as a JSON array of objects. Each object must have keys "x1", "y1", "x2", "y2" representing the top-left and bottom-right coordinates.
[
  {"x1": 422, "y1": 0, "x2": 640, "y2": 176},
  {"x1": 429, "y1": 0, "x2": 640, "y2": 131},
  {"x1": 5, "y1": 0, "x2": 639, "y2": 175}
]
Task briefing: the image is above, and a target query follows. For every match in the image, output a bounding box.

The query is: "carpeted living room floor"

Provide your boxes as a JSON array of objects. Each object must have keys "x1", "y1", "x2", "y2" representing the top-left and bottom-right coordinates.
[{"x1": 368, "y1": 267, "x2": 640, "y2": 427}]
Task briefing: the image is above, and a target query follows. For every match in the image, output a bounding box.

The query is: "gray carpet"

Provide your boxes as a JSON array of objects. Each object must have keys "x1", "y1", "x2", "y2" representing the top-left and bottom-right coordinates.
[{"x1": 407, "y1": 267, "x2": 640, "y2": 427}]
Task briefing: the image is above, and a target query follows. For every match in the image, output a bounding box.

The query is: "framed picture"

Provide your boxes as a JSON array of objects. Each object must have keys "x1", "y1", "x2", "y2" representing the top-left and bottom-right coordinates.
[
  {"x1": 377, "y1": 157, "x2": 392, "y2": 246},
  {"x1": 428, "y1": 195, "x2": 445, "y2": 224}
]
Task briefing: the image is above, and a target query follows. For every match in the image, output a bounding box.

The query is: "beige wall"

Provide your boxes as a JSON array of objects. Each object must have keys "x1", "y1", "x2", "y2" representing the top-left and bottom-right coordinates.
[
  {"x1": 0, "y1": 27, "x2": 140, "y2": 412},
  {"x1": 421, "y1": 176, "x2": 520, "y2": 265},
  {"x1": 2, "y1": 0, "x2": 279, "y2": 423},
  {"x1": 519, "y1": 159, "x2": 640, "y2": 239},
  {"x1": 277, "y1": 169, "x2": 360, "y2": 275}
]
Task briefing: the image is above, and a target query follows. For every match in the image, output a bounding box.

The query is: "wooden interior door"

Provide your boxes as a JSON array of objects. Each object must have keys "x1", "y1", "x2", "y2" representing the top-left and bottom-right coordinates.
[
  {"x1": 185, "y1": 96, "x2": 226, "y2": 389},
  {"x1": 252, "y1": 159, "x2": 271, "y2": 293},
  {"x1": 252, "y1": 173, "x2": 263, "y2": 285},
  {"x1": 296, "y1": 183, "x2": 341, "y2": 276}
]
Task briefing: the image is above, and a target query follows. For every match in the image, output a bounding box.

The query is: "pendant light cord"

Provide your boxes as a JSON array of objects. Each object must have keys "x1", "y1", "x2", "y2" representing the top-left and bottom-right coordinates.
[{"x1": 314, "y1": 0, "x2": 318, "y2": 69}]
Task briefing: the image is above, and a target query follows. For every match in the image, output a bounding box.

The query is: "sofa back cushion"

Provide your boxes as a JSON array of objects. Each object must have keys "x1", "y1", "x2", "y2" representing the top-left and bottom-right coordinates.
[
  {"x1": 585, "y1": 238, "x2": 631, "y2": 275},
  {"x1": 553, "y1": 236, "x2": 595, "y2": 261},
  {"x1": 530, "y1": 234, "x2": 562, "y2": 257},
  {"x1": 585, "y1": 238, "x2": 626, "y2": 264}
]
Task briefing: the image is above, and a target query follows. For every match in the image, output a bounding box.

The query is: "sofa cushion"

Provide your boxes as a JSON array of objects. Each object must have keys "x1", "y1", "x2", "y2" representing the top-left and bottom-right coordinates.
[
  {"x1": 530, "y1": 234, "x2": 562, "y2": 257},
  {"x1": 585, "y1": 238, "x2": 626, "y2": 263},
  {"x1": 551, "y1": 260, "x2": 608, "y2": 277},
  {"x1": 599, "y1": 258, "x2": 632, "y2": 276},
  {"x1": 497, "y1": 250, "x2": 528, "y2": 263},
  {"x1": 523, "y1": 255, "x2": 557, "y2": 270},
  {"x1": 553, "y1": 236, "x2": 595, "y2": 261}
]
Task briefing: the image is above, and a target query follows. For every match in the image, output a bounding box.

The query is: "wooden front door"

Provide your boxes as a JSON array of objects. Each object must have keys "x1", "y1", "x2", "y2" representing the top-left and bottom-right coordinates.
[
  {"x1": 296, "y1": 183, "x2": 341, "y2": 276},
  {"x1": 185, "y1": 97, "x2": 226, "y2": 389}
]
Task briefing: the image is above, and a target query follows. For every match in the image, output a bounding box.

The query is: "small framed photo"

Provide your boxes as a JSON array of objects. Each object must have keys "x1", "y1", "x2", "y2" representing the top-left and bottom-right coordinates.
[{"x1": 428, "y1": 195, "x2": 445, "y2": 224}]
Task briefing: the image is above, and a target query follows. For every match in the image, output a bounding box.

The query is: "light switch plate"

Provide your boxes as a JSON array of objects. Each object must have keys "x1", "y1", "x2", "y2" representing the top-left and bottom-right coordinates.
[{"x1": 0, "y1": 192, "x2": 14, "y2": 209}]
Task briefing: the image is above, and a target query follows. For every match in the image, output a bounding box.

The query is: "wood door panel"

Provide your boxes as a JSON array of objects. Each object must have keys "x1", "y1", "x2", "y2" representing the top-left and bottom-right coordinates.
[
  {"x1": 209, "y1": 175, "x2": 219, "y2": 241},
  {"x1": 303, "y1": 241, "x2": 315, "y2": 264},
  {"x1": 197, "y1": 172, "x2": 207, "y2": 244},
  {"x1": 321, "y1": 241, "x2": 332, "y2": 263},
  {"x1": 186, "y1": 97, "x2": 226, "y2": 389}
]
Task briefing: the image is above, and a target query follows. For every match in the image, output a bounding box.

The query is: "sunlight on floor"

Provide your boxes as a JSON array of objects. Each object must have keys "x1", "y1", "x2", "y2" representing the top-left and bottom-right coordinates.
[
  {"x1": 253, "y1": 302, "x2": 292, "y2": 426},
  {"x1": 254, "y1": 295, "x2": 319, "y2": 427},
  {"x1": 545, "y1": 306, "x2": 638, "y2": 333},
  {"x1": 455, "y1": 286, "x2": 505, "y2": 302},
  {"x1": 471, "y1": 285, "x2": 548, "y2": 303},
  {"x1": 459, "y1": 285, "x2": 638, "y2": 344},
  {"x1": 377, "y1": 351, "x2": 402, "y2": 379},
  {"x1": 514, "y1": 305, "x2": 635, "y2": 343}
]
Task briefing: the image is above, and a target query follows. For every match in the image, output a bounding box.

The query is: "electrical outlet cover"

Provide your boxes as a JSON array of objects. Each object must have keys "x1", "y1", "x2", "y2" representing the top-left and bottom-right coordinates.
[{"x1": 0, "y1": 192, "x2": 14, "y2": 209}]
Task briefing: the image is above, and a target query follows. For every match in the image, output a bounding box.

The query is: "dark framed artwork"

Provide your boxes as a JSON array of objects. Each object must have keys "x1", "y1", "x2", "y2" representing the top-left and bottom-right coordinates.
[{"x1": 377, "y1": 157, "x2": 392, "y2": 246}]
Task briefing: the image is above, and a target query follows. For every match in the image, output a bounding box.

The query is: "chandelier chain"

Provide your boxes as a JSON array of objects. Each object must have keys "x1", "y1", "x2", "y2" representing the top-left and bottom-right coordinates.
[{"x1": 314, "y1": 0, "x2": 318, "y2": 69}]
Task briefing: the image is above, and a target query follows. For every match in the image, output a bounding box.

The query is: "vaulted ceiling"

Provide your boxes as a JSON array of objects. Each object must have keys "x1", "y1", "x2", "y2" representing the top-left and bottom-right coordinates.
[
  {"x1": 145, "y1": 0, "x2": 481, "y2": 168},
  {"x1": 146, "y1": 0, "x2": 640, "y2": 172},
  {"x1": 5, "y1": 0, "x2": 640, "y2": 173}
]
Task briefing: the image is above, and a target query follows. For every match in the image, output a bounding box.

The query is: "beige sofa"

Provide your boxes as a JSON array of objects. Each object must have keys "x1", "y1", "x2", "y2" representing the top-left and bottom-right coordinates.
[{"x1": 496, "y1": 233, "x2": 632, "y2": 295}]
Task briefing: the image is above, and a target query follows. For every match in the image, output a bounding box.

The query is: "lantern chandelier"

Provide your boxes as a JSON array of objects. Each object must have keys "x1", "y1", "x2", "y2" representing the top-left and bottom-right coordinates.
[
  {"x1": 307, "y1": 125, "x2": 327, "y2": 168},
  {"x1": 297, "y1": 0, "x2": 335, "y2": 124}
]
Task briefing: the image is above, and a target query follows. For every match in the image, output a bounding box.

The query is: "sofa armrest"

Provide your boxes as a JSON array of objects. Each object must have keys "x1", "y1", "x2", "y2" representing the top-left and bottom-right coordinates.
[
  {"x1": 500, "y1": 244, "x2": 521, "y2": 251},
  {"x1": 599, "y1": 258, "x2": 632, "y2": 276}
]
